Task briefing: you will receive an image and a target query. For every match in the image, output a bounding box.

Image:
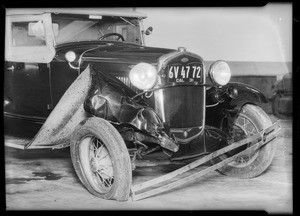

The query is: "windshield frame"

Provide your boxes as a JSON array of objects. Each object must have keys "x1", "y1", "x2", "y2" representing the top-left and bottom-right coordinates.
[{"x1": 50, "y1": 13, "x2": 146, "y2": 46}]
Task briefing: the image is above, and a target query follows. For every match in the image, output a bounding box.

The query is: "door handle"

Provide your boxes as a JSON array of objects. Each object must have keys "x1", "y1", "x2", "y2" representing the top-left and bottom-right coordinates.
[{"x1": 6, "y1": 66, "x2": 14, "y2": 71}]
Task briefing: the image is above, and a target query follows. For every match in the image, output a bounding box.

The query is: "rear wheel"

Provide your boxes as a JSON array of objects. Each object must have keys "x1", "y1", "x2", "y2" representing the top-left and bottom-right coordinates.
[
  {"x1": 70, "y1": 117, "x2": 132, "y2": 201},
  {"x1": 218, "y1": 104, "x2": 277, "y2": 178}
]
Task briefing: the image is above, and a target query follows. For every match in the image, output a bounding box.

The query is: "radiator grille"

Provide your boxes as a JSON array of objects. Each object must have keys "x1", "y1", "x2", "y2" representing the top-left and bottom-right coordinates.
[{"x1": 162, "y1": 85, "x2": 205, "y2": 128}]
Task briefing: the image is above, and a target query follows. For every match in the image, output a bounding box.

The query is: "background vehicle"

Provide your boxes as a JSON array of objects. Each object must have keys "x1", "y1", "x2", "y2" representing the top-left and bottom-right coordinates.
[
  {"x1": 4, "y1": 9, "x2": 280, "y2": 201},
  {"x1": 270, "y1": 72, "x2": 292, "y2": 118}
]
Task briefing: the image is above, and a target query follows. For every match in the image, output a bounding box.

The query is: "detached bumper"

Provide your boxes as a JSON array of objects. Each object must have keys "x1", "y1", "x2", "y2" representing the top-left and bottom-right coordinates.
[{"x1": 131, "y1": 121, "x2": 281, "y2": 201}]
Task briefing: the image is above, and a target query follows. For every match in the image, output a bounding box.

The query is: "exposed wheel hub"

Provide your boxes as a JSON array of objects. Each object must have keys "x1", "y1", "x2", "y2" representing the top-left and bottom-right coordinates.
[
  {"x1": 89, "y1": 138, "x2": 114, "y2": 183},
  {"x1": 90, "y1": 157, "x2": 112, "y2": 177},
  {"x1": 90, "y1": 158, "x2": 98, "y2": 172},
  {"x1": 228, "y1": 115, "x2": 259, "y2": 167}
]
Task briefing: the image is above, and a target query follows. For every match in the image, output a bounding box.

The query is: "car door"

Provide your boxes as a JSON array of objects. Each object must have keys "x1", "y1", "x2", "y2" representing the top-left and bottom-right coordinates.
[{"x1": 4, "y1": 13, "x2": 56, "y2": 119}]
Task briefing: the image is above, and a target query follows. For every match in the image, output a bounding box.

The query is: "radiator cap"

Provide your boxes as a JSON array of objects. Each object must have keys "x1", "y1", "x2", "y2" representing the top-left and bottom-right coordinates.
[{"x1": 178, "y1": 47, "x2": 186, "y2": 52}]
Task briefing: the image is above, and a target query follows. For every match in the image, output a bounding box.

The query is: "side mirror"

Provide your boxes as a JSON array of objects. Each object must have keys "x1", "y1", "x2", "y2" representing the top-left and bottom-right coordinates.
[{"x1": 145, "y1": 26, "x2": 153, "y2": 35}]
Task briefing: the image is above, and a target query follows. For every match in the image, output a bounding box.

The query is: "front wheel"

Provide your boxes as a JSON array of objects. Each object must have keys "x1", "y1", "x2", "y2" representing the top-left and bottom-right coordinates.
[
  {"x1": 70, "y1": 117, "x2": 132, "y2": 201},
  {"x1": 218, "y1": 104, "x2": 277, "y2": 178}
]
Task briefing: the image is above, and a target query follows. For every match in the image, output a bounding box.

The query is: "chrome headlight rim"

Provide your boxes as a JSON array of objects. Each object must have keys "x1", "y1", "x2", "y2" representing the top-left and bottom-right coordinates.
[{"x1": 208, "y1": 60, "x2": 231, "y2": 86}]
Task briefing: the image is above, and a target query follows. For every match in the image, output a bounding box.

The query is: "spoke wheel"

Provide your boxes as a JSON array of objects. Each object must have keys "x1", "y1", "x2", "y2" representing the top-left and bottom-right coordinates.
[
  {"x1": 71, "y1": 117, "x2": 132, "y2": 201},
  {"x1": 226, "y1": 114, "x2": 259, "y2": 168},
  {"x1": 218, "y1": 104, "x2": 277, "y2": 179},
  {"x1": 79, "y1": 136, "x2": 114, "y2": 193}
]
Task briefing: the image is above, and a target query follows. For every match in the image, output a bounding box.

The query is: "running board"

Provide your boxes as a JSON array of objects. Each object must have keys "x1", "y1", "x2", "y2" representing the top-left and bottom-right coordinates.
[
  {"x1": 4, "y1": 136, "x2": 30, "y2": 149},
  {"x1": 131, "y1": 121, "x2": 281, "y2": 201}
]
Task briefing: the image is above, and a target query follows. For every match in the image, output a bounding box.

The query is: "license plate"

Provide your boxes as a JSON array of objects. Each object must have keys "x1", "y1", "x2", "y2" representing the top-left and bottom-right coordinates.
[{"x1": 168, "y1": 64, "x2": 202, "y2": 83}]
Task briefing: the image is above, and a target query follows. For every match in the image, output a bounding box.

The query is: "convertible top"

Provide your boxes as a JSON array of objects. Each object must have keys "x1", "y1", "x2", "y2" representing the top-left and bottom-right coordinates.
[{"x1": 6, "y1": 8, "x2": 147, "y2": 18}]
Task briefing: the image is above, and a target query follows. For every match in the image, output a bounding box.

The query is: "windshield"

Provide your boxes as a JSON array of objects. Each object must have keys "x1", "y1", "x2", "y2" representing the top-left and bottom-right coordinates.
[{"x1": 52, "y1": 14, "x2": 143, "y2": 45}]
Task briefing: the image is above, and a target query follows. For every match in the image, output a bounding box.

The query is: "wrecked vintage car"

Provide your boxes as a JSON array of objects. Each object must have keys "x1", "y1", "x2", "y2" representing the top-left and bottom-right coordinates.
[{"x1": 4, "y1": 9, "x2": 281, "y2": 201}]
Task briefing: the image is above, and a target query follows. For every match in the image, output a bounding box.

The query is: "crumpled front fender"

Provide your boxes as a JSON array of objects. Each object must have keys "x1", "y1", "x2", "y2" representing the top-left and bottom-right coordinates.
[
  {"x1": 84, "y1": 65, "x2": 165, "y2": 135},
  {"x1": 25, "y1": 65, "x2": 92, "y2": 149}
]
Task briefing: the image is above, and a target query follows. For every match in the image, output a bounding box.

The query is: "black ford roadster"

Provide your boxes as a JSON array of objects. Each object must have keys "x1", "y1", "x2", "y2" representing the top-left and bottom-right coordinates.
[{"x1": 4, "y1": 8, "x2": 280, "y2": 201}]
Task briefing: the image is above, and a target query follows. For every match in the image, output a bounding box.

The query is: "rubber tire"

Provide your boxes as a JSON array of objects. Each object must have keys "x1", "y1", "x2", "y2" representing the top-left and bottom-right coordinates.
[
  {"x1": 218, "y1": 104, "x2": 277, "y2": 179},
  {"x1": 70, "y1": 117, "x2": 132, "y2": 201}
]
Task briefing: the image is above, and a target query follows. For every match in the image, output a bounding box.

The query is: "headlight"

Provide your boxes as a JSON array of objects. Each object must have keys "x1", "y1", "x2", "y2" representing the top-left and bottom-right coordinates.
[
  {"x1": 65, "y1": 51, "x2": 76, "y2": 62},
  {"x1": 129, "y1": 63, "x2": 157, "y2": 90},
  {"x1": 208, "y1": 61, "x2": 231, "y2": 86}
]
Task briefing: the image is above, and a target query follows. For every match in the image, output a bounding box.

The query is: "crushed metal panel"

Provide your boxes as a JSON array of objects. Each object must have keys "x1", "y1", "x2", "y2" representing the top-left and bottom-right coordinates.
[{"x1": 25, "y1": 66, "x2": 92, "y2": 149}]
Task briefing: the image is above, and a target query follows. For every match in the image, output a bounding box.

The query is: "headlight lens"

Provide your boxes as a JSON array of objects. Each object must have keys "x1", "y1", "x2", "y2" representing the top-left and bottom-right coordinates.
[
  {"x1": 65, "y1": 51, "x2": 76, "y2": 62},
  {"x1": 129, "y1": 63, "x2": 157, "y2": 90},
  {"x1": 208, "y1": 61, "x2": 231, "y2": 86}
]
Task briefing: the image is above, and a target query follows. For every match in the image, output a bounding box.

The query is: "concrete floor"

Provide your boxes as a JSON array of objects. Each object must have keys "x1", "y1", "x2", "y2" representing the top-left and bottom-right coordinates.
[{"x1": 4, "y1": 117, "x2": 292, "y2": 213}]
